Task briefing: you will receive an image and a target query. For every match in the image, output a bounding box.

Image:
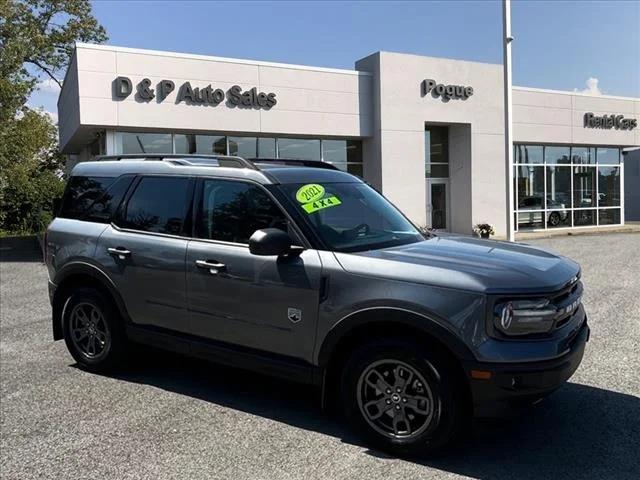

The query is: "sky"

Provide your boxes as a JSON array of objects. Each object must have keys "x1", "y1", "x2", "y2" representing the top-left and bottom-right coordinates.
[{"x1": 30, "y1": 0, "x2": 640, "y2": 123}]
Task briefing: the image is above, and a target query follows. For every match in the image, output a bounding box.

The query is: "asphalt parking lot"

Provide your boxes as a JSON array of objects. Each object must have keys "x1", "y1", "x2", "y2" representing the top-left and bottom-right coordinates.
[{"x1": 1, "y1": 233, "x2": 639, "y2": 480}]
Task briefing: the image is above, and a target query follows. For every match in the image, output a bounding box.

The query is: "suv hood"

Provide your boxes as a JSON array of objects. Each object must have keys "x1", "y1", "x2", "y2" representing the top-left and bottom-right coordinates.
[{"x1": 334, "y1": 235, "x2": 580, "y2": 294}]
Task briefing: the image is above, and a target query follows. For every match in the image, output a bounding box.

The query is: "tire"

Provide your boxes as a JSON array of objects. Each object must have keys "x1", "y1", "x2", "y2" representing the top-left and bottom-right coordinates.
[
  {"x1": 548, "y1": 211, "x2": 561, "y2": 227},
  {"x1": 340, "y1": 338, "x2": 468, "y2": 456},
  {"x1": 62, "y1": 288, "x2": 127, "y2": 372}
]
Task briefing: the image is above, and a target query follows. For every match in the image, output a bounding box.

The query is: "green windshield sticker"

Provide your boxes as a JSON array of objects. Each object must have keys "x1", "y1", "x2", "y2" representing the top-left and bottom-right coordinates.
[
  {"x1": 296, "y1": 184, "x2": 325, "y2": 204},
  {"x1": 301, "y1": 195, "x2": 342, "y2": 214}
]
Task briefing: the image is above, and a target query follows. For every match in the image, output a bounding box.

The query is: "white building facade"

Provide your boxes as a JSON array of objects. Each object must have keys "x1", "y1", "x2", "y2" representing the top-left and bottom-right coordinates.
[{"x1": 58, "y1": 44, "x2": 640, "y2": 237}]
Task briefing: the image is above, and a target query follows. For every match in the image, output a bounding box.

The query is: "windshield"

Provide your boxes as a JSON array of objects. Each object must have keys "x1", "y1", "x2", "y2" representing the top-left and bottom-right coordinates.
[{"x1": 278, "y1": 182, "x2": 424, "y2": 252}]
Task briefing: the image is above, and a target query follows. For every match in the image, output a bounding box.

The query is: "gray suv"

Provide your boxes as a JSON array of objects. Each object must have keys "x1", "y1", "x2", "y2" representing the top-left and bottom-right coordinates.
[{"x1": 45, "y1": 154, "x2": 589, "y2": 455}]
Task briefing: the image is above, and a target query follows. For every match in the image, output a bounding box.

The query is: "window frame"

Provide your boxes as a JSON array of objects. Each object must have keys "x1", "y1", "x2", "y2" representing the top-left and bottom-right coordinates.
[
  {"x1": 112, "y1": 174, "x2": 195, "y2": 239},
  {"x1": 514, "y1": 143, "x2": 623, "y2": 232}
]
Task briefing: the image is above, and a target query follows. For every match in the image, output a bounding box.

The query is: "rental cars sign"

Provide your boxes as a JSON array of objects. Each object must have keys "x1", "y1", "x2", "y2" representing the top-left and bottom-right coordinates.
[
  {"x1": 583, "y1": 112, "x2": 637, "y2": 130},
  {"x1": 113, "y1": 76, "x2": 277, "y2": 109}
]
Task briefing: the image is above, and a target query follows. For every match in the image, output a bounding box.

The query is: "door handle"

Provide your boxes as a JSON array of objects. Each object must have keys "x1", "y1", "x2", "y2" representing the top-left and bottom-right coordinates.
[
  {"x1": 195, "y1": 260, "x2": 227, "y2": 274},
  {"x1": 107, "y1": 247, "x2": 131, "y2": 260}
]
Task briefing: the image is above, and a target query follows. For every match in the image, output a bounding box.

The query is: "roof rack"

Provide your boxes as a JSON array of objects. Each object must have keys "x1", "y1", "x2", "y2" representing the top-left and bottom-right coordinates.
[
  {"x1": 95, "y1": 154, "x2": 258, "y2": 170},
  {"x1": 94, "y1": 154, "x2": 342, "y2": 172},
  {"x1": 249, "y1": 158, "x2": 340, "y2": 171}
]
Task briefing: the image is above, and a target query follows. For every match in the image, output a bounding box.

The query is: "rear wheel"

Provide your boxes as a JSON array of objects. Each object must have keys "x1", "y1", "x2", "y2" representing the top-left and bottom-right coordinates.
[
  {"x1": 62, "y1": 288, "x2": 127, "y2": 372},
  {"x1": 340, "y1": 338, "x2": 468, "y2": 456}
]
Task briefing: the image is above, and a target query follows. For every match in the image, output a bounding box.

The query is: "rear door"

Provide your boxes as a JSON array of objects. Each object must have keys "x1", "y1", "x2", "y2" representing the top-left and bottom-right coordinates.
[
  {"x1": 96, "y1": 175, "x2": 194, "y2": 333},
  {"x1": 185, "y1": 178, "x2": 323, "y2": 361}
]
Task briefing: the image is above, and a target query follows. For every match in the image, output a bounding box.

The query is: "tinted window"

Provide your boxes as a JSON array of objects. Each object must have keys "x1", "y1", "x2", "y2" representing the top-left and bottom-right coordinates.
[
  {"x1": 196, "y1": 180, "x2": 288, "y2": 244},
  {"x1": 85, "y1": 175, "x2": 135, "y2": 223},
  {"x1": 59, "y1": 176, "x2": 115, "y2": 220},
  {"x1": 122, "y1": 177, "x2": 190, "y2": 235}
]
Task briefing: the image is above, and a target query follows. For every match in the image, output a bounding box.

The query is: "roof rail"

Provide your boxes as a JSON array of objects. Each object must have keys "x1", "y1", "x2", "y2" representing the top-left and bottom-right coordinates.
[
  {"x1": 249, "y1": 158, "x2": 341, "y2": 171},
  {"x1": 95, "y1": 154, "x2": 258, "y2": 170},
  {"x1": 94, "y1": 154, "x2": 343, "y2": 172}
]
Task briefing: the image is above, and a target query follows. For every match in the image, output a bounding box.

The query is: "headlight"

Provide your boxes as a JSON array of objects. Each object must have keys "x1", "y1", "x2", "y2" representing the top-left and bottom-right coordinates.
[{"x1": 493, "y1": 299, "x2": 557, "y2": 336}]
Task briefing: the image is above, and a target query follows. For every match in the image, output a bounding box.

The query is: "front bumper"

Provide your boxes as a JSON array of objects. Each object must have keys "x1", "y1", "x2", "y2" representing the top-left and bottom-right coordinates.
[{"x1": 464, "y1": 321, "x2": 590, "y2": 418}]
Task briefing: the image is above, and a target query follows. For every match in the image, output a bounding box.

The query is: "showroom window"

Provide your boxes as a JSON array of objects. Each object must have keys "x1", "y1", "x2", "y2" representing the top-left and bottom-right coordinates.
[
  {"x1": 514, "y1": 144, "x2": 622, "y2": 231},
  {"x1": 425, "y1": 127, "x2": 449, "y2": 178},
  {"x1": 322, "y1": 139, "x2": 363, "y2": 176},
  {"x1": 114, "y1": 131, "x2": 363, "y2": 176},
  {"x1": 277, "y1": 138, "x2": 321, "y2": 160},
  {"x1": 115, "y1": 132, "x2": 172, "y2": 154}
]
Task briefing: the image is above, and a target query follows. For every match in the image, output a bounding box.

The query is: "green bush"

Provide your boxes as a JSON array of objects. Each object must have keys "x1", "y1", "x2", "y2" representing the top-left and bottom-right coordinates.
[
  {"x1": 0, "y1": 109, "x2": 67, "y2": 236},
  {"x1": 0, "y1": 162, "x2": 65, "y2": 235}
]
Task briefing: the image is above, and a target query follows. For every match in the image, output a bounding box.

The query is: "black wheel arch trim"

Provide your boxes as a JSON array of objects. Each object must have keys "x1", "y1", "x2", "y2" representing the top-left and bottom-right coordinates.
[
  {"x1": 316, "y1": 307, "x2": 477, "y2": 368},
  {"x1": 51, "y1": 261, "x2": 131, "y2": 340}
]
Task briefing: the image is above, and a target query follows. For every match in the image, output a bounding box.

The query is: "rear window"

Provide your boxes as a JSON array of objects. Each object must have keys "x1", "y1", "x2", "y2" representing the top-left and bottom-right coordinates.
[
  {"x1": 58, "y1": 175, "x2": 134, "y2": 223},
  {"x1": 119, "y1": 176, "x2": 191, "y2": 235},
  {"x1": 59, "y1": 176, "x2": 115, "y2": 220}
]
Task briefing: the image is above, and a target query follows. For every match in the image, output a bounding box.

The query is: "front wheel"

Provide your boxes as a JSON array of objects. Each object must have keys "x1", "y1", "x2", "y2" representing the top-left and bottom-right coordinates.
[
  {"x1": 62, "y1": 288, "x2": 127, "y2": 372},
  {"x1": 548, "y1": 211, "x2": 561, "y2": 227},
  {"x1": 340, "y1": 338, "x2": 468, "y2": 456}
]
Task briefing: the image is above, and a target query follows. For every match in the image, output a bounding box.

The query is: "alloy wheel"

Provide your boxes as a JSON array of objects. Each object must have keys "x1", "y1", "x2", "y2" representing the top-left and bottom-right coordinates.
[
  {"x1": 356, "y1": 359, "x2": 436, "y2": 439},
  {"x1": 69, "y1": 302, "x2": 111, "y2": 360}
]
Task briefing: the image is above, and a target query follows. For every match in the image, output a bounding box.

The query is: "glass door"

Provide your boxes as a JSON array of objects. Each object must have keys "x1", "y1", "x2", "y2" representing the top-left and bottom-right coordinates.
[{"x1": 426, "y1": 179, "x2": 449, "y2": 230}]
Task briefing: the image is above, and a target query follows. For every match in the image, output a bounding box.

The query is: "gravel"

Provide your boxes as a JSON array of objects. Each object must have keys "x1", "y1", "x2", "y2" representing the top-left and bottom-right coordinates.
[{"x1": 1, "y1": 233, "x2": 639, "y2": 480}]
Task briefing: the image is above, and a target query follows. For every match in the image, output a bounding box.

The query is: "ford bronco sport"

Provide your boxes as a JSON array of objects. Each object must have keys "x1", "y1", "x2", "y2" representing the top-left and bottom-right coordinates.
[{"x1": 45, "y1": 154, "x2": 589, "y2": 455}]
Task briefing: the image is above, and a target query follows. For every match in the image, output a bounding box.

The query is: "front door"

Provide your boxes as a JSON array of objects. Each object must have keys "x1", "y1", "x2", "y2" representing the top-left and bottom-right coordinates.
[
  {"x1": 426, "y1": 179, "x2": 449, "y2": 231},
  {"x1": 185, "y1": 178, "x2": 323, "y2": 362}
]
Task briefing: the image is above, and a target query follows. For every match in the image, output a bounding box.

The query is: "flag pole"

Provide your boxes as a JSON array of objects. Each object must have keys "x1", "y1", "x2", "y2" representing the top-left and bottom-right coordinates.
[{"x1": 503, "y1": 0, "x2": 515, "y2": 241}]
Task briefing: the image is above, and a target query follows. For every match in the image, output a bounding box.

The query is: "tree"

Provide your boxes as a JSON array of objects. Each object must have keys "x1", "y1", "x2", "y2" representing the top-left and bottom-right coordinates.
[{"x1": 0, "y1": 0, "x2": 107, "y2": 234}]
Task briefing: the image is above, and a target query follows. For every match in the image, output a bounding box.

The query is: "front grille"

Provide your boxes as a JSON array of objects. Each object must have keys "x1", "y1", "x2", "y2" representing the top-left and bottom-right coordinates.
[{"x1": 549, "y1": 280, "x2": 583, "y2": 330}]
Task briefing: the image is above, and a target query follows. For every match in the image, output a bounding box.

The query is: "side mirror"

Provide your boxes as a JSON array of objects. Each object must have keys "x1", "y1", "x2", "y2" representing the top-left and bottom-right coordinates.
[{"x1": 249, "y1": 228, "x2": 293, "y2": 256}]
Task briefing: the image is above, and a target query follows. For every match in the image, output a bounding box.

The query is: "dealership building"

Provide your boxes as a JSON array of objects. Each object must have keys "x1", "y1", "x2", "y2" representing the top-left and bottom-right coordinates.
[{"x1": 57, "y1": 43, "x2": 640, "y2": 237}]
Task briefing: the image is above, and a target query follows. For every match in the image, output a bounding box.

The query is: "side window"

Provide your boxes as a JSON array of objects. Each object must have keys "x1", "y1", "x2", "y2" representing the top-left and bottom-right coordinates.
[
  {"x1": 85, "y1": 175, "x2": 134, "y2": 223},
  {"x1": 196, "y1": 180, "x2": 289, "y2": 244},
  {"x1": 121, "y1": 176, "x2": 190, "y2": 235},
  {"x1": 59, "y1": 176, "x2": 115, "y2": 220}
]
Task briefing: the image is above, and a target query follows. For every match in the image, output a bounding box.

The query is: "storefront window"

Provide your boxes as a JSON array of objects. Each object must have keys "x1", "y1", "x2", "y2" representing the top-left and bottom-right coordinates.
[
  {"x1": 257, "y1": 138, "x2": 276, "y2": 158},
  {"x1": 175, "y1": 134, "x2": 226, "y2": 154},
  {"x1": 573, "y1": 209, "x2": 596, "y2": 227},
  {"x1": 277, "y1": 138, "x2": 321, "y2": 160},
  {"x1": 425, "y1": 127, "x2": 449, "y2": 178},
  {"x1": 515, "y1": 145, "x2": 543, "y2": 164},
  {"x1": 545, "y1": 146, "x2": 570, "y2": 164},
  {"x1": 599, "y1": 209, "x2": 621, "y2": 225},
  {"x1": 113, "y1": 132, "x2": 362, "y2": 177},
  {"x1": 571, "y1": 147, "x2": 593, "y2": 164},
  {"x1": 516, "y1": 165, "x2": 544, "y2": 210},
  {"x1": 573, "y1": 166, "x2": 596, "y2": 208},
  {"x1": 596, "y1": 147, "x2": 620, "y2": 164},
  {"x1": 598, "y1": 166, "x2": 620, "y2": 206},
  {"x1": 228, "y1": 137, "x2": 257, "y2": 157},
  {"x1": 323, "y1": 139, "x2": 363, "y2": 174},
  {"x1": 116, "y1": 132, "x2": 172, "y2": 154},
  {"x1": 514, "y1": 143, "x2": 622, "y2": 230},
  {"x1": 546, "y1": 166, "x2": 571, "y2": 209}
]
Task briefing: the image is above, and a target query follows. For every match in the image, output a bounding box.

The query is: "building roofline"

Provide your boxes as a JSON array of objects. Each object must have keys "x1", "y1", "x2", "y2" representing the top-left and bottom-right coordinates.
[
  {"x1": 513, "y1": 85, "x2": 639, "y2": 102},
  {"x1": 74, "y1": 42, "x2": 372, "y2": 77}
]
